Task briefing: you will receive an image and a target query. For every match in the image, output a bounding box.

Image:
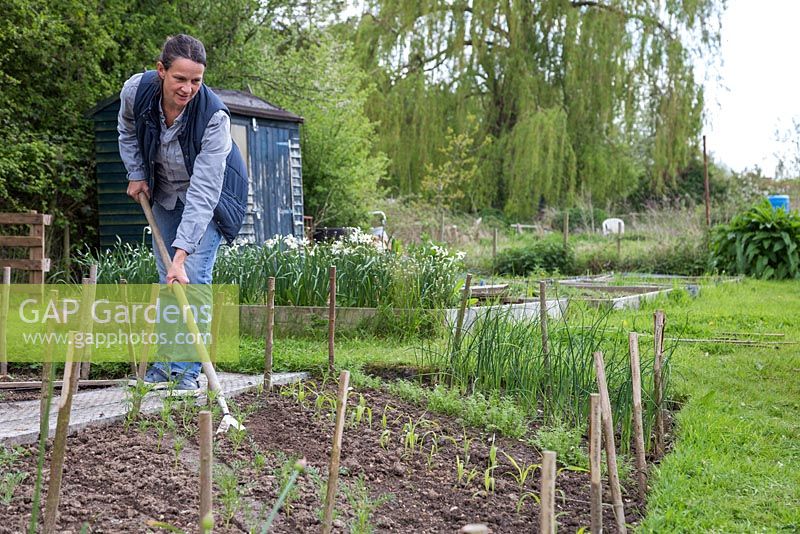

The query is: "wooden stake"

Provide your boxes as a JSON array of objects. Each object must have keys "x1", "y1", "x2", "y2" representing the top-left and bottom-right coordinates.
[
  {"x1": 29, "y1": 211, "x2": 45, "y2": 284},
  {"x1": 563, "y1": 210, "x2": 569, "y2": 250},
  {"x1": 540, "y1": 450, "x2": 556, "y2": 534},
  {"x1": 492, "y1": 228, "x2": 498, "y2": 269},
  {"x1": 40, "y1": 289, "x2": 58, "y2": 426},
  {"x1": 322, "y1": 370, "x2": 350, "y2": 534},
  {"x1": 453, "y1": 274, "x2": 472, "y2": 353},
  {"x1": 0, "y1": 266, "x2": 10, "y2": 376},
  {"x1": 539, "y1": 280, "x2": 549, "y2": 359},
  {"x1": 593, "y1": 351, "x2": 627, "y2": 533},
  {"x1": 209, "y1": 290, "x2": 224, "y2": 366},
  {"x1": 62, "y1": 221, "x2": 71, "y2": 273},
  {"x1": 137, "y1": 284, "x2": 160, "y2": 379},
  {"x1": 43, "y1": 334, "x2": 80, "y2": 534},
  {"x1": 328, "y1": 266, "x2": 336, "y2": 375},
  {"x1": 629, "y1": 332, "x2": 648, "y2": 502},
  {"x1": 589, "y1": 393, "x2": 602, "y2": 534},
  {"x1": 199, "y1": 410, "x2": 213, "y2": 532},
  {"x1": 264, "y1": 277, "x2": 275, "y2": 390},
  {"x1": 653, "y1": 310, "x2": 666, "y2": 457},
  {"x1": 79, "y1": 273, "x2": 97, "y2": 381},
  {"x1": 119, "y1": 279, "x2": 139, "y2": 377}
]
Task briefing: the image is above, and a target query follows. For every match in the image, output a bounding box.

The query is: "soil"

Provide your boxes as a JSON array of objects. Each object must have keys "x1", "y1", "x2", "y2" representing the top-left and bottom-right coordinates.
[{"x1": 2, "y1": 381, "x2": 642, "y2": 533}]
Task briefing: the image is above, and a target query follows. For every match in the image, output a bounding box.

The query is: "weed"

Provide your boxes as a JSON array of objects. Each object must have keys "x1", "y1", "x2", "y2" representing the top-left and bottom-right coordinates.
[
  {"x1": 1, "y1": 472, "x2": 27, "y2": 505},
  {"x1": 124, "y1": 380, "x2": 152, "y2": 427},
  {"x1": 172, "y1": 435, "x2": 185, "y2": 472},
  {"x1": 262, "y1": 458, "x2": 307, "y2": 532},
  {"x1": 531, "y1": 422, "x2": 589, "y2": 470},
  {"x1": 215, "y1": 465, "x2": 244, "y2": 527},
  {"x1": 274, "y1": 455, "x2": 303, "y2": 517},
  {"x1": 344, "y1": 474, "x2": 393, "y2": 534}
]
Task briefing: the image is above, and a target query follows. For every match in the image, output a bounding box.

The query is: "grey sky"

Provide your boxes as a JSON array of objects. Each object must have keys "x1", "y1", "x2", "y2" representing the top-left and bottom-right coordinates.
[{"x1": 702, "y1": 0, "x2": 800, "y2": 176}]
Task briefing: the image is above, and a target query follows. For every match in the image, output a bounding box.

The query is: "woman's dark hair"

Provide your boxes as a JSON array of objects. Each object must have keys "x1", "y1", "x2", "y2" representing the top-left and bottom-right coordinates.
[{"x1": 159, "y1": 34, "x2": 207, "y2": 69}]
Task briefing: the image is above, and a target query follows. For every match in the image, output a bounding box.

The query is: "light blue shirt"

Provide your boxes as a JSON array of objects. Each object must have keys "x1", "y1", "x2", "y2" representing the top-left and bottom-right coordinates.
[{"x1": 117, "y1": 72, "x2": 232, "y2": 254}]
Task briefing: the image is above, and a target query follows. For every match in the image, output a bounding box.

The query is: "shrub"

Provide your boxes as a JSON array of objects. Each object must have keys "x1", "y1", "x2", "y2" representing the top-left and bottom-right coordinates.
[
  {"x1": 710, "y1": 200, "x2": 800, "y2": 279},
  {"x1": 495, "y1": 238, "x2": 574, "y2": 275}
]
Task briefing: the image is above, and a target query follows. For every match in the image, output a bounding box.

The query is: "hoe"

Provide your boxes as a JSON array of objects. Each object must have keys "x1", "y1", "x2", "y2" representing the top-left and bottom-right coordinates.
[{"x1": 137, "y1": 192, "x2": 243, "y2": 434}]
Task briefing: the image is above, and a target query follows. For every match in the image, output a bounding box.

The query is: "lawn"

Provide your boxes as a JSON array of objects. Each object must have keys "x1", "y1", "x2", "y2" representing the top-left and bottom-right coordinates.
[{"x1": 615, "y1": 280, "x2": 800, "y2": 532}]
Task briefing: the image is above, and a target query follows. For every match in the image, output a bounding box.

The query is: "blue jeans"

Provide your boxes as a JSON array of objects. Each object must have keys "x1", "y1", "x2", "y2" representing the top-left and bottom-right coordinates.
[{"x1": 151, "y1": 199, "x2": 222, "y2": 379}]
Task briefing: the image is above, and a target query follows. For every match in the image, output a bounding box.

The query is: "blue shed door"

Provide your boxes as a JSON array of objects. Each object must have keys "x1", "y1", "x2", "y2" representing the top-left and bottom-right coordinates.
[{"x1": 251, "y1": 124, "x2": 295, "y2": 241}]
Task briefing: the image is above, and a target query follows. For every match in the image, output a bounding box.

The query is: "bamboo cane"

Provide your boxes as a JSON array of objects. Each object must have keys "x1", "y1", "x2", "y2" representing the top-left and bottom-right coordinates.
[
  {"x1": 199, "y1": 410, "x2": 213, "y2": 532},
  {"x1": 322, "y1": 370, "x2": 350, "y2": 534},
  {"x1": 589, "y1": 393, "x2": 602, "y2": 534},
  {"x1": 0, "y1": 266, "x2": 10, "y2": 376},
  {"x1": 653, "y1": 310, "x2": 666, "y2": 456},
  {"x1": 540, "y1": 450, "x2": 556, "y2": 534},
  {"x1": 593, "y1": 351, "x2": 627, "y2": 533},
  {"x1": 42, "y1": 334, "x2": 80, "y2": 534},
  {"x1": 629, "y1": 332, "x2": 648, "y2": 502},
  {"x1": 328, "y1": 266, "x2": 336, "y2": 376},
  {"x1": 264, "y1": 276, "x2": 275, "y2": 391}
]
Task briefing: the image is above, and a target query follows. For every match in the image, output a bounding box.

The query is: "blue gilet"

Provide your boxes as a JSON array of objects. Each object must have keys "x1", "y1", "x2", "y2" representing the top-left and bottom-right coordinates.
[{"x1": 132, "y1": 70, "x2": 248, "y2": 244}]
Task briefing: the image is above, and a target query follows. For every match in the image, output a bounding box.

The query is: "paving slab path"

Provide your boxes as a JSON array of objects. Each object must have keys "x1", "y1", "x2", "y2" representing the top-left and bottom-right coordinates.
[{"x1": 0, "y1": 371, "x2": 307, "y2": 446}]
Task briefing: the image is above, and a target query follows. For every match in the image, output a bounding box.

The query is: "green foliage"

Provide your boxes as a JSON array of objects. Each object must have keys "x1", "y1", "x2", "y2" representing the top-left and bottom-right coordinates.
[
  {"x1": 531, "y1": 423, "x2": 588, "y2": 469},
  {"x1": 575, "y1": 235, "x2": 710, "y2": 276},
  {"x1": 0, "y1": 0, "x2": 381, "y2": 251},
  {"x1": 418, "y1": 306, "x2": 670, "y2": 450},
  {"x1": 710, "y1": 200, "x2": 800, "y2": 279},
  {"x1": 550, "y1": 206, "x2": 608, "y2": 233},
  {"x1": 421, "y1": 114, "x2": 493, "y2": 213},
  {"x1": 495, "y1": 238, "x2": 575, "y2": 275},
  {"x1": 504, "y1": 108, "x2": 577, "y2": 219},
  {"x1": 352, "y1": 0, "x2": 719, "y2": 208},
  {"x1": 264, "y1": 35, "x2": 387, "y2": 226},
  {"x1": 74, "y1": 233, "x2": 463, "y2": 311}
]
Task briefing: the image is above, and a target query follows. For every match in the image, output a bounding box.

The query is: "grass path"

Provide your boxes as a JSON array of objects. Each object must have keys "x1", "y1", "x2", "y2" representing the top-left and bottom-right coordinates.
[{"x1": 628, "y1": 280, "x2": 800, "y2": 532}]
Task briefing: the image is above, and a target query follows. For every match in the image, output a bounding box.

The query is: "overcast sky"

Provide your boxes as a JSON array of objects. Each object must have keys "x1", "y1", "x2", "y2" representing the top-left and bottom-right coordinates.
[{"x1": 701, "y1": 0, "x2": 800, "y2": 176}]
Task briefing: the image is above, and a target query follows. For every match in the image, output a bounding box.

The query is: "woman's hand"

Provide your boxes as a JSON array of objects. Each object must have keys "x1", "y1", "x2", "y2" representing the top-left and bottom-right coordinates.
[
  {"x1": 168, "y1": 249, "x2": 190, "y2": 284},
  {"x1": 127, "y1": 180, "x2": 150, "y2": 201}
]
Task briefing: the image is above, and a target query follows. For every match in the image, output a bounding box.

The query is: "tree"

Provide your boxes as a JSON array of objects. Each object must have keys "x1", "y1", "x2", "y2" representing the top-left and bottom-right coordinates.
[{"x1": 350, "y1": 0, "x2": 723, "y2": 214}]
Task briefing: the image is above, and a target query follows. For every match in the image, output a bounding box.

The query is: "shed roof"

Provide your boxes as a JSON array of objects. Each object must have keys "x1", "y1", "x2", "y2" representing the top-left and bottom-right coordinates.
[{"x1": 86, "y1": 86, "x2": 304, "y2": 123}]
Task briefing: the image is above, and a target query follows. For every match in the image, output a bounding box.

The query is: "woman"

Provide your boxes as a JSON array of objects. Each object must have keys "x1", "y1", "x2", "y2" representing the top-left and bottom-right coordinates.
[{"x1": 118, "y1": 34, "x2": 248, "y2": 392}]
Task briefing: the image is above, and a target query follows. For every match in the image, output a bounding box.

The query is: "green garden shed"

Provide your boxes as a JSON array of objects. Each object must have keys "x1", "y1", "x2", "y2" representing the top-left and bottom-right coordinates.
[{"x1": 87, "y1": 88, "x2": 305, "y2": 247}]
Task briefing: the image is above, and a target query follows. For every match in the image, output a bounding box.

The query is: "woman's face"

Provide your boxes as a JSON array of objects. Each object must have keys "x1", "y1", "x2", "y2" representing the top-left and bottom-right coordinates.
[{"x1": 157, "y1": 57, "x2": 205, "y2": 113}]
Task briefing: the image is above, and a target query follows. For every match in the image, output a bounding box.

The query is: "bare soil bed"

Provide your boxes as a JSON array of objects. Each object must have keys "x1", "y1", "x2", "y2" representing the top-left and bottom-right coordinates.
[{"x1": 2, "y1": 382, "x2": 641, "y2": 532}]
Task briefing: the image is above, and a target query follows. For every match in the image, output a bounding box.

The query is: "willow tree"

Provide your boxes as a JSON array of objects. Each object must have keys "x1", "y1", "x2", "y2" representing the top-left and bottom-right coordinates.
[{"x1": 351, "y1": 0, "x2": 723, "y2": 218}]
